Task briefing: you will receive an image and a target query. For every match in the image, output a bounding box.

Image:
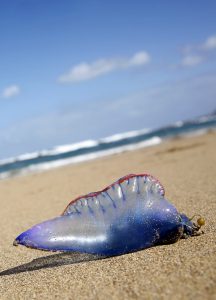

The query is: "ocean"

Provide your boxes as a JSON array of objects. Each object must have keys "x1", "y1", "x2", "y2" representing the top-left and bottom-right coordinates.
[{"x1": 0, "y1": 113, "x2": 216, "y2": 180}]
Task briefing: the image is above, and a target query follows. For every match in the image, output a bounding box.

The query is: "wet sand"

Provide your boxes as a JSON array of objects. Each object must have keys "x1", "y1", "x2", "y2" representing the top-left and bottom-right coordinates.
[{"x1": 0, "y1": 131, "x2": 216, "y2": 299}]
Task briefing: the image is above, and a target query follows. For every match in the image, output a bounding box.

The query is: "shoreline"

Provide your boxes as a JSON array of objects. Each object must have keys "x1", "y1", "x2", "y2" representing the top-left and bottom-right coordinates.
[
  {"x1": 0, "y1": 127, "x2": 214, "y2": 181},
  {"x1": 0, "y1": 131, "x2": 215, "y2": 299}
]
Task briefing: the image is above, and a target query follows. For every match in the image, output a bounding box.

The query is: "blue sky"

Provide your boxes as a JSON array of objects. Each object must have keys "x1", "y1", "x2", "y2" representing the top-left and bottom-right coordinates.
[{"x1": 0, "y1": 0, "x2": 216, "y2": 159}]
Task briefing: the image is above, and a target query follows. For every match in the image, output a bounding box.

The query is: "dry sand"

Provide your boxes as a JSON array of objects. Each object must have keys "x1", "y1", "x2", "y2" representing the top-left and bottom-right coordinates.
[{"x1": 0, "y1": 131, "x2": 216, "y2": 300}]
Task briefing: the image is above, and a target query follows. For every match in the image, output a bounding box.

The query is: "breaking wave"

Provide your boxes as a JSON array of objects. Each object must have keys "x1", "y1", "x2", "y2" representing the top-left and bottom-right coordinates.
[{"x1": 0, "y1": 113, "x2": 215, "y2": 180}]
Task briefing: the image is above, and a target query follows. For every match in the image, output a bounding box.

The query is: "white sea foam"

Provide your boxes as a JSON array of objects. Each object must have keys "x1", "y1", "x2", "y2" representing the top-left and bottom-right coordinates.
[
  {"x1": 0, "y1": 151, "x2": 41, "y2": 166},
  {"x1": 100, "y1": 128, "x2": 150, "y2": 143},
  {"x1": 0, "y1": 129, "x2": 150, "y2": 166},
  {"x1": 0, "y1": 137, "x2": 162, "y2": 180},
  {"x1": 0, "y1": 157, "x2": 16, "y2": 166},
  {"x1": 16, "y1": 152, "x2": 40, "y2": 161},
  {"x1": 40, "y1": 139, "x2": 99, "y2": 156},
  {"x1": 174, "y1": 121, "x2": 184, "y2": 127}
]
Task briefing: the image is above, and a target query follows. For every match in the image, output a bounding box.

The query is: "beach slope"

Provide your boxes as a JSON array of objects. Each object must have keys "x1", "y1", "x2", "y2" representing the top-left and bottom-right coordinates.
[{"x1": 0, "y1": 132, "x2": 216, "y2": 299}]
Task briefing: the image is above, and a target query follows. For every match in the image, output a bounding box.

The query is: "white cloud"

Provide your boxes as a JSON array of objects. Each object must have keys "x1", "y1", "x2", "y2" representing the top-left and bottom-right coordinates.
[
  {"x1": 2, "y1": 85, "x2": 20, "y2": 98},
  {"x1": 202, "y1": 35, "x2": 216, "y2": 50},
  {"x1": 128, "y1": 51, "x2": 150, "y2": 66},
  {"x1": 58, "y1": 51, "x2": 150, "y2": 83},
  {"x1": 181, "y1": 55, "x2": 203, "y2": 67},
  {"x1": 181, "y1": 34, "x2": 216, "y2": 67}
]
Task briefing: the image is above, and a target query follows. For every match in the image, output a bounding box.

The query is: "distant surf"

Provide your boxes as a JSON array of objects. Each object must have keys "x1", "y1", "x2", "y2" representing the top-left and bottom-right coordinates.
[{"x1": 0, "y1": 113, "x2": 216, "y2": 180}]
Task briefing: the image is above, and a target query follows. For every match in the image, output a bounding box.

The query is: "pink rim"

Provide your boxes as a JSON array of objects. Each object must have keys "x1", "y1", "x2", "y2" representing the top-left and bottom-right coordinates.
[{"x1": 62, "y1": 173, "x2": 165, "y2": 215}]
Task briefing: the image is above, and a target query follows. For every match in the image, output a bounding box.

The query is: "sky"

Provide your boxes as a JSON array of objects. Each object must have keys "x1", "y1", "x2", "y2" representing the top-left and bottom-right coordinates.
[{"x1": 0, "y1": 0, "x2": 216, "y2": 159}]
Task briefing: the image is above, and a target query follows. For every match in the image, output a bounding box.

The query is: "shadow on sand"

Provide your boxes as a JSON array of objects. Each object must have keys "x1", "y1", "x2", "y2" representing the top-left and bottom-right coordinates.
[{"x1": 0, "y1": 252, "x2": 106, "y2": 277}]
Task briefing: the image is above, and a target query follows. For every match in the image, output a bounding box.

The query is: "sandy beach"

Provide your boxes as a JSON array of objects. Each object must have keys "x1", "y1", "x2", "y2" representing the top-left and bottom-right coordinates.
[{"x1": 0, "y1": 131, "x2": 215, "y2": 300}]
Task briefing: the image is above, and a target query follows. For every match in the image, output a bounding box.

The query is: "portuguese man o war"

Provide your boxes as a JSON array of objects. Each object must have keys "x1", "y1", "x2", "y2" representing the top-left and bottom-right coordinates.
[{"x1": 13, "y1": 174, "x2": 205, "y2": 256}]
